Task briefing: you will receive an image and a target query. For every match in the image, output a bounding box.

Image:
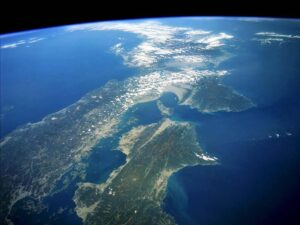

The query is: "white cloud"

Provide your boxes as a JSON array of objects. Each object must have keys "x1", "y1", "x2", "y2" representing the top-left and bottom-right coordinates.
[
  {"x1": 185, "y1": 30, "x2": 211, "y2": 36},
  {"x1": 194, "y1": 152, "x2": 218, "y2": 161},
  {"x1": 254, "y1": 32, "x2": 300, "y2": 45},
  {"x1": 128, "y1": 51, "x2": 158, "y2": 67},
  {"x1": 67, "y1": 21, "x2": 188, "y2": 44},
  {"x1": 196, "y1": 32, "x2": 234, "y2": 49},
  {"x1": 268, "y1": 131, "x2": 293, "y2": 139},
  {"x1": 174, "y1": 55, "x2": 205, "y2": 63},
  {"x1": 1, "y1": 40, "x2": 26, "y2": 49},
  {"x1": 184, "y1": 29, "x2": 212, "y2": 44},
  {"x1": 170, "y1": 55, "x2": 206, "y2": 68},
  {"x1": 111, "y1": 42, "x2": 124, "y2": 55},
  {"x1": 1, "y1": 37, "x2": 45, "y2": 49},
  {"x1": 237, "y1": 17, "x2": 278, "y2": 22},
  {"x1": 256, "y1": 32, "x2": 300, "y2": 39},
  {"x1": 116, "y1": 69, "x2": 229, "y2": 110},
  {"x1": 253, "y1": 37, "x2": 284, "y2": 45},
  {"x1": 28, "y1": 37, "x2": 45, "y2": 44},
  {"x1": 66, "y1": 21, "x2": 234, "y2": 70}
]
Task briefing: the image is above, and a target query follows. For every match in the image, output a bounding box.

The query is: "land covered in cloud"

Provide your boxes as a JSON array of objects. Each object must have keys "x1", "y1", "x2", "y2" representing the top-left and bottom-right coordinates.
[{"x1": 67, "y1": 21, "x2": 234, "y2": 70}]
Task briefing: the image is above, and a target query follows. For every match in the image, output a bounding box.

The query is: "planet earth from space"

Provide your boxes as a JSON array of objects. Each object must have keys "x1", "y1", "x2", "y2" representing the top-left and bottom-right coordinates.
[{"x1": 1, "y1": 17, "x2": 300, "y2": 225}]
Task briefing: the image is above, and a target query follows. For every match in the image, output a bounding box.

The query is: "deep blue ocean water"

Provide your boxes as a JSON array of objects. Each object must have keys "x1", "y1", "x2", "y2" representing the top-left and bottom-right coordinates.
[
  {"x1": 164, "y1": 104, "x2": 300, "y2": 225},
  {"x1": 3, "y1": 19, "x2": 300, "y2": 225},
  {"x1": 0, "y1": 28, "x2": 140, "y2": 138},
  {"x1": 162, "y1": 23, "x2": 300, "y2": 225}
]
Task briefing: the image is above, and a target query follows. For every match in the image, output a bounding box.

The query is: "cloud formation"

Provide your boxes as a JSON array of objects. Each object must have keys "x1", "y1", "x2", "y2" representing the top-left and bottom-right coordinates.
[
  {"x1": 254, "y1": 32, "x2": 300, "y2": 45},
  {"x1": 67, "y1": 21, "x2": 234, "y2": 70},
  {"x1": 1, "y1": 37, "x2": 45, "y2": 49}
]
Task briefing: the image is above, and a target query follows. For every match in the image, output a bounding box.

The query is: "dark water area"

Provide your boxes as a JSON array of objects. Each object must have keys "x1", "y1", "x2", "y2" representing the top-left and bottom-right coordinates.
[
  {"x1": 159, "y1": 92, "x2": 179, "y2": 108},
  {"x1": 126, "y1": 101, "x2": 163, "y2": 125},
  {"x1": 126, "y1": 92, "x2": 181, "y2": 125},
  {"x1": 163, "y1": 29, "x2": 300, "y2": 224},
  {"x1": 163, "y1": 18, "x2": 300, "y2": 38},
  {"x1": 219, "y1": 28, "x2": 300, "y2": 109},
  {"x1": 117, "y1": 85, "x2": 300, "y2": 225},
  {"x1": 9, "y1": 172, "x2": 83, "y2": 225},
  {"x1": 84, "y1": 137, "x2": 126, "y2": 184},
  {"x1": 164, "y1": 88, "x2": 300, "y2": 225},
  {"x1": 164, "y1": 135, "x2": 300, "y2": 225}
]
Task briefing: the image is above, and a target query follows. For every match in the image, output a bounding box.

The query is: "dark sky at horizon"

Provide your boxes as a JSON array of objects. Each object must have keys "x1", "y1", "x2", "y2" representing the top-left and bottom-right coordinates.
[{"x1": 1, "y1": 1, "x2": 299, "y2": 34}]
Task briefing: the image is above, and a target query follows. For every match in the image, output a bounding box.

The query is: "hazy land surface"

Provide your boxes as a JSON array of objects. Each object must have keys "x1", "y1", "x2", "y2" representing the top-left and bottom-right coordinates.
[{"x1": 0, "y1": 71, "x2": 253, "y2": 224}]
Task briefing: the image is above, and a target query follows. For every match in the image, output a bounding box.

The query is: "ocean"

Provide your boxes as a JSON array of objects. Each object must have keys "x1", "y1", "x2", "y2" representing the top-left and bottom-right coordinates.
[
  {"x1": 0, "y1": 27, "x2": 139, "y2": 138},
  {"x1": 163, "y1": 27, "x2": 300, "y2": 225},
  {"x1": 164, "y1": 105, "x2": 300, "y2": 225}
]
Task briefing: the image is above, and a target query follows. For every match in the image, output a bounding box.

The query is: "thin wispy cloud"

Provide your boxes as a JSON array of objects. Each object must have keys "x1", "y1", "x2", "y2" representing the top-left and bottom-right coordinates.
[
  {"x1": 254, "y1": 32, "x2": 300, "y2": 45},
  {"x1": 237, "y1": 17, "x2": 278, "y2": 22},
  {"x1": 1, "y1": 37, "x2": 45, "y2": 49}
]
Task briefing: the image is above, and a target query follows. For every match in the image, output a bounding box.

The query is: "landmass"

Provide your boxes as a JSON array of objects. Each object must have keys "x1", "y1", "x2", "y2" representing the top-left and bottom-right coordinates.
[
  {"x1": 181, "y1": 77, "x2": 255, "y2": 113},
  {"x1": 0, "y1": 70, "x2": 254, "y2": 225},
  {"x1": 0, "y1": 80, "x2": 127, "y2": 224},
  {"x1": 74, "y1": 119, "x2": 217, "y2": 225}
]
